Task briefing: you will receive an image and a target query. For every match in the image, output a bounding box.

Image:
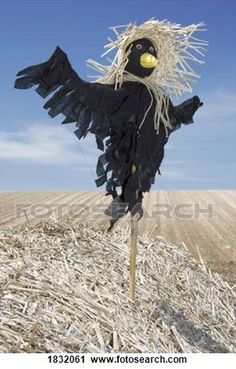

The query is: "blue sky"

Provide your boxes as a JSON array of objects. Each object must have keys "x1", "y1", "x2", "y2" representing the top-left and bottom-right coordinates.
[{"x1": 0, "y1": 0, "x2": 235, "y2": 191}]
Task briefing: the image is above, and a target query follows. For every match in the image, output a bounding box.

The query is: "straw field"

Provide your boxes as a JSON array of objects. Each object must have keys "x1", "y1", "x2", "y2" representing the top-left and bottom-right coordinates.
[{"x1": 0, "y1": 190, "x2": 235, "y2": 353}]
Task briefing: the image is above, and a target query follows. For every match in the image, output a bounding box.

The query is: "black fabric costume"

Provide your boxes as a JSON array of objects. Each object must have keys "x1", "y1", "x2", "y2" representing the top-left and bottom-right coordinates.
[{"x1": 14, "y1": 46, "x2": 202, "y2": 225}]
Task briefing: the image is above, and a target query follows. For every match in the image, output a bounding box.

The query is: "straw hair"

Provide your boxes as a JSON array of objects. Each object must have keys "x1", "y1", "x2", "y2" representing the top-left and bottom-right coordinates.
[{"x1": 87, "y1": 19, "x2": 208, "y2": 135}]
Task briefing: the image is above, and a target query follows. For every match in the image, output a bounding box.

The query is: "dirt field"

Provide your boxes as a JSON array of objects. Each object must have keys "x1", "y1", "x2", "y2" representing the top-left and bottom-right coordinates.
[{"x1": 0, "y1": 190, "x2": 235, "y2": 284}]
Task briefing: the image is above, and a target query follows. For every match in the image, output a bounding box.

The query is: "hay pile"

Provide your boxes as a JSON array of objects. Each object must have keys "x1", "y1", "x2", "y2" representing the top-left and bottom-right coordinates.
[{"x1": 0, "y1": 221, "x2": 235, "y2": 353}]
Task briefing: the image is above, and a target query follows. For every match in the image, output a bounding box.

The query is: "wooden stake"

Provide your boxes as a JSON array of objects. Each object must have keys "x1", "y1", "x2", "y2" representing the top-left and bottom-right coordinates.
[{"x1": 128, "y1": 214, "x2": 139, "y2": 301}]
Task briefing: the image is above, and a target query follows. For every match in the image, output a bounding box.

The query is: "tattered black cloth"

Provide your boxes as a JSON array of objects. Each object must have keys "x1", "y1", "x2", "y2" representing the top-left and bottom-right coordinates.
[{"x1": 14, "y1": 47, "x2": 202, "y2": 219}]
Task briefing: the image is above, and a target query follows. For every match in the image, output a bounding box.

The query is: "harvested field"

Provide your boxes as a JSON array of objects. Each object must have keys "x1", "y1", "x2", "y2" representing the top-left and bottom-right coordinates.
[
  {"x1": 0, "y1": 190, "x2": 235, "y2": 284},
  {"x1": 0, "y1": 221, "x2": 235, "y2": 353}
]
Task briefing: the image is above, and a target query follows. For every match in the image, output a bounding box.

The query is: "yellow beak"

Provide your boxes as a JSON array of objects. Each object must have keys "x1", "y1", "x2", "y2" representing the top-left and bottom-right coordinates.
[{"x1": 140, "y1": 52, "x2": 158, "y2": 68}]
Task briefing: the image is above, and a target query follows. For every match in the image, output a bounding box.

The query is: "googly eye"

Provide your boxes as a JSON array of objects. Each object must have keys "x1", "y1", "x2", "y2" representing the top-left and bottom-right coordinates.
[
  {"x1": 149, "y1": 46, "x2": 155, "y2": 53},
  {"x1": 136, "y1": 44, "x2": 142, "y2": 50}
]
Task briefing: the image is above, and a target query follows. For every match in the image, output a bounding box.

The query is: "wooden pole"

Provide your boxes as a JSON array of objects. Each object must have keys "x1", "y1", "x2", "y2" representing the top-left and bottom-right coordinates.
[
  {"x1": 128, "y1": 214, "x2": 139, "y2": 301},
  {"x1": 128, "y1": 163, "x2": 139, "y2": 302}
]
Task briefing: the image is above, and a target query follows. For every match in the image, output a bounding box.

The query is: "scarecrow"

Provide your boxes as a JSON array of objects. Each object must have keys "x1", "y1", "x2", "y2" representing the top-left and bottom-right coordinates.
[{"x1": 14, "y1": 19, "x2": 207, "y2": 300}]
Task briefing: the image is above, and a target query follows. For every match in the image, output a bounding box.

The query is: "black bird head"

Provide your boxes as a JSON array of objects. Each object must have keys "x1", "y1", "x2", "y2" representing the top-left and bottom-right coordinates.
[{"x1": 125, "y1": 38, "x2": 158, "y2": 78}]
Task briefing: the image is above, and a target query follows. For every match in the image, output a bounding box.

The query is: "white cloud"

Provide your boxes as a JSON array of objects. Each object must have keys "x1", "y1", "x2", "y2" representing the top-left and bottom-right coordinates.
[
  {"x1": 162, "y1": 169, "x2": 184, "y2": 179},
  {"x1": 161, "y1": 168, "x2": 217, "y2": 183},
  {"x1": 160, "y1": 164, "x2": 221, "y2": 183},
  {"x1": 165, "y1": 144, "x2": 189, "y2": 150},
  {"x1": 197, "y1": 90, "x2": 236, "y2": 119},
  {"x1": 164, "y1": 160, "x2": 192, "y2": 165},
  {"x1": 0, "y1": 122, "x2": 98, "y2": 166}
]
